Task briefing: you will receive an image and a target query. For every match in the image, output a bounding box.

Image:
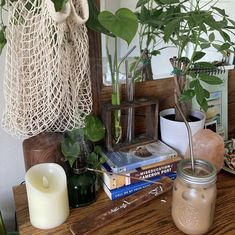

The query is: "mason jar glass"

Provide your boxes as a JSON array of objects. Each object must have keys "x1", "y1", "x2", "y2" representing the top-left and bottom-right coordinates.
[{"x1": 171, "y1": 159, "x2": 217, "y2": 235}]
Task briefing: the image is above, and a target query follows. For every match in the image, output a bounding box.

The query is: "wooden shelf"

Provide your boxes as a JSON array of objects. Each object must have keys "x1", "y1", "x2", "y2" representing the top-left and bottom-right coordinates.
[{"x1": 13, "y1": 171, "x2": 235, "y2": 235}]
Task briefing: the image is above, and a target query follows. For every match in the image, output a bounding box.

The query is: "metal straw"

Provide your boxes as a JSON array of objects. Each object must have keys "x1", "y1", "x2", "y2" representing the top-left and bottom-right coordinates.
[
  {"x1": 117, "y1": 46, "x2": 136, "y2": 72},
  {"x1": 175, "y1": 103, "x2": 195, "y2": 172}
]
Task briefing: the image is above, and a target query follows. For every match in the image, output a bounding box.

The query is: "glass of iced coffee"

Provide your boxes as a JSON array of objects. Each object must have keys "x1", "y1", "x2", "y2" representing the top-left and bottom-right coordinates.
[{"x1": 171, "y1": 159, "x2": 217, "y2": 235}]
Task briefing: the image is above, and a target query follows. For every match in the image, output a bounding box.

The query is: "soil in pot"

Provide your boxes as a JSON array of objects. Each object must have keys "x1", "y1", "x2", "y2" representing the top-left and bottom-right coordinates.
[{"x1": 164, "y1": 114, "x2": 200, "y2": 122}]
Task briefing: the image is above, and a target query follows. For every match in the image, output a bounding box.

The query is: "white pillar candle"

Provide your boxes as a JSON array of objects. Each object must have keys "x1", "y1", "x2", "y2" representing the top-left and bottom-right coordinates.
[{"x1": 25, "y1": 163, "x2": 69, "y2": 229}]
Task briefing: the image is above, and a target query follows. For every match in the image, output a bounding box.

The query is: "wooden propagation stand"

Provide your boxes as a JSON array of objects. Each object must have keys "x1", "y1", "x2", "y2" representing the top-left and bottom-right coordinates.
[{"x1": 102, "y1": 98, "x2": 159, "y2": 151}]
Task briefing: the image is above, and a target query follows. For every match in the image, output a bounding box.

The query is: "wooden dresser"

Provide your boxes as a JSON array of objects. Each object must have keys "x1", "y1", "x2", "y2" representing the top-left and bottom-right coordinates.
[{"x1": 13, "y1": 171, "x2": 235, "y2": 235}]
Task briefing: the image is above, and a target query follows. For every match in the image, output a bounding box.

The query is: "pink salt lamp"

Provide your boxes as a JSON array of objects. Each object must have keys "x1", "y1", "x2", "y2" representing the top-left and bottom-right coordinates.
[{"x1": 185, "y1": 129, "x2": 224, "y2": 172}]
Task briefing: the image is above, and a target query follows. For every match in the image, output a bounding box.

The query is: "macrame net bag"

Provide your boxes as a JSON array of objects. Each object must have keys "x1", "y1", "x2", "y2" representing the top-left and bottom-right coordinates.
[{"x1": 2, "y1": 0, "x2": 92, "y2": 138}]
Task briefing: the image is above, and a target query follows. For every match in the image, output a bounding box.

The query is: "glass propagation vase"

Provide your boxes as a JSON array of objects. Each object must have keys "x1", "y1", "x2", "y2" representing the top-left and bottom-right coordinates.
[{"x1": 68, "y1": 167, "x2": 96, "y2": 208}]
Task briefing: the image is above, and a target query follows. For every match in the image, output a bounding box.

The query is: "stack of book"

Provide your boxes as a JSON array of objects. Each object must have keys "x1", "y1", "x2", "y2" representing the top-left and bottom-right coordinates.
[{"x1": 101, "y1": 140, "x2": 181, "y2": 200}]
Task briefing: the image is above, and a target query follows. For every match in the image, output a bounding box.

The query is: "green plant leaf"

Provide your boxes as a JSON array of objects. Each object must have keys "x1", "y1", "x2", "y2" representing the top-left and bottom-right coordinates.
[
  {"x1": 192, "y1": 52, "x2": 206, "y2": 62},
  {"x1": 86, "y1": 0, "x2": 113, "y2": 36},
  {"x1": 139, "y1": 5, "x2": 150, "y2": 23},
  {"x1": 195, "y1": 81, "x2": 207, "y2": 110},
  {"x1": 164, "y1": 18, "x2": 181, "y2": 42},
  {"x1": 0, "y1": 29, "x2": 6, "y2": 53},
  {"x1": 200, "y1": 99, "x2": 208, "y2": 112},
  {"x1": 61, "y1": 138, "x2": 80, "y2": 158},
  {"x1": 67, "y1": 156, "x2": 78, "y2": 168},
  {"x1": 180, "y1": 89, "x2": 195, "y2": 101},
  {"x1": 136, "y1": 0, "x2": 150, "y2": 8},
  {"x1": 0, "y1": 0, "x2": 5, "y2": 6},
  {"x1": 218, "y1": 42, "x2": 231, "y2": 51},
  {"x1": 193, "y1": 62, "x2": 216, "y2": 68},
  {"x1": 83, "y1": 114, "x2": 106, "y2": 142},
  {"x1": 204, "y1": 89, "x2": 210, "y2": 99},
  {"x1": 178, "y1": 57, "x2": 190, "y2": 64},
  {"x1": 67, "y1": 128, "x2": 83, "y2": 142},
  {"x1": 98, "y1": 8, "x2": 138, "y2": 45},
  {"x1": 205, "y1": 15, "x2": 220, "y2": 30},
  {"x1": 211, "y1": 7, "x2": 227, "y2": 17},
  {"x1": 51, "y1": 0, "x2": 68, "y2": 12},
  {"x1": 219, "y1": 30, "x2": 231, "y2": 42},
  {"x1": 200, "y1": 43, "x2": 210, "y2": 50},
  {"x1": 228, "y1": 18, "x2": 235, "y2": 27},
  {"x1": 189, "y1": 79, "x2": 198, "y2": 88},
  {"x1": 151, "y1": 50, "x2": 161, "y2": 56},
  {"x1": 199, "y1": 73, "x2": 223, "y2": 85}
]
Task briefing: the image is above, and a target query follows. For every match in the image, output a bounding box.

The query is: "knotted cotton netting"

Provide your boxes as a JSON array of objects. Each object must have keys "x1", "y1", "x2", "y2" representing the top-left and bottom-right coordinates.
[{"x1": 2, "y1": 0, "x2": 92, "y2": 138}]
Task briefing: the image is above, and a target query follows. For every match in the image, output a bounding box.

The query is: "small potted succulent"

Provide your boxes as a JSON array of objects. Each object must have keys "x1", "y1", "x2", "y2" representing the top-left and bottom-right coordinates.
[{"x1": 61, "y1": 114, "x2": 106, "y2": 208}]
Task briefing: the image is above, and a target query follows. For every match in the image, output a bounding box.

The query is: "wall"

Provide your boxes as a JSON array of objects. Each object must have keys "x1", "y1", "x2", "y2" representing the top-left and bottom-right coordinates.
[{"x1": 0, "y1": 49, "x2": 25, "y2": 231}]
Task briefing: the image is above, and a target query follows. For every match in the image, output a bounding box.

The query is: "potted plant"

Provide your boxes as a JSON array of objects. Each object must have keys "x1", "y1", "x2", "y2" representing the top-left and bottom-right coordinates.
[
  {"x1": 136, "y1": 0, "x2": 235, "y2": 155},
  {"x1": 61, "y1": 114, "x2": 106, "y2": 208}
]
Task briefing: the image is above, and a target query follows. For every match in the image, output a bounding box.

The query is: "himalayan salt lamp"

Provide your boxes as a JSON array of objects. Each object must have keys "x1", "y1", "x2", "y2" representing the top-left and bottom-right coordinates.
[{"x1": 185, "y1": 129, "x2": 224, "y2": 172}]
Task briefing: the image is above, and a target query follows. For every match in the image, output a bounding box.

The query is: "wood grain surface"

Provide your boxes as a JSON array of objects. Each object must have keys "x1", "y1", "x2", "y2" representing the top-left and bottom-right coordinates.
[
  {"x1": 228, "y1": 70, "x2": 235, "y2": 139},
  {"x1": 22, "y1": 132, "x2": 63, "y2": 171},
  {"x1": 13, "y1": 171, "x2": 235, "y2": 235}
]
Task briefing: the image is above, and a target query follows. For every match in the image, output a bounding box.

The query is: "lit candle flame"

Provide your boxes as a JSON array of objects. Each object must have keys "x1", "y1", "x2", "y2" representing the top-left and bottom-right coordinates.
[{"x1": 42, "y1": 176, "x2": 49, "y2": 188}]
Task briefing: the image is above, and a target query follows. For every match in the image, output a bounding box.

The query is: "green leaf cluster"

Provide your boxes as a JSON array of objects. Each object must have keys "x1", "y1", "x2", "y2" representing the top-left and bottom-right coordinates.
[
  {"x1": 181, "y1": 72, "x2": 223, "y2": 111},
  {"x1": 61, "y1": 114, "x2": 106, "y2": 168},
  {"x1": 135, "y1": 0, "x2": 235, "y2": 112}
]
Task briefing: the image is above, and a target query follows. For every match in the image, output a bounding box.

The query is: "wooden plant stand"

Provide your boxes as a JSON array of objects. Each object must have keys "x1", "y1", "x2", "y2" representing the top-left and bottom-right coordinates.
[{"x1": 102, "y1": 97, "x2": 159, "y2": 151}]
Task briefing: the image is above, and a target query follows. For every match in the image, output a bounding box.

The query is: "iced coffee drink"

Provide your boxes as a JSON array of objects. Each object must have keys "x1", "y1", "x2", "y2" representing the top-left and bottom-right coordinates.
[{"x1": 171, "y1": 159, "x2": 217, "y2": 235}]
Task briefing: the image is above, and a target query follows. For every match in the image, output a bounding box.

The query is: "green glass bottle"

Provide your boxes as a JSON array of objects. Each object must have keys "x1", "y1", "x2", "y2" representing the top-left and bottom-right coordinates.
[{"x1": 67, "y1": 155, "x2": 96, "y2": 208}]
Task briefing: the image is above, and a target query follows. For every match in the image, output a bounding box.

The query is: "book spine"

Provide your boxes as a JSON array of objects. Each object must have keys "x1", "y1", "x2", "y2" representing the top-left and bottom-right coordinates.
[
  {"x1": 102, "y1": 159, "x2": 179, "y2": 189},
  {"x1": 128, "y1": 160, "x2": 179, "y2": 184},
  {"x1": 103, "y1": 173, "x2": 176, "y2": 200}
]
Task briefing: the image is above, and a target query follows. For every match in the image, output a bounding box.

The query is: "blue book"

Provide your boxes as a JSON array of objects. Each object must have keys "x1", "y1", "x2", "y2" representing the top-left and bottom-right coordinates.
[
  {"x1": 102, "y1": 141, "x2": 178, "y2": 173},
  {"x1": 102, "y1": 172, "x2": 176, "y2": 200}
]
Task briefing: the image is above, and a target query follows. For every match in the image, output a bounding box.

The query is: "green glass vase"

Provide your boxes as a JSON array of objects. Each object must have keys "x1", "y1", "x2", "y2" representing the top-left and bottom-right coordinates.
[{"x1": 67, "y1": 168, "x2": 96, "y2": 208}]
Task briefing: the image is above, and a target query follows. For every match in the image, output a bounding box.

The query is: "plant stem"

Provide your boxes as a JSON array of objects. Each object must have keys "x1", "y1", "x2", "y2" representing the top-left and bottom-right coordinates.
[{"x1": 112, "y1": 37, "x2": 122, "y2": 143}]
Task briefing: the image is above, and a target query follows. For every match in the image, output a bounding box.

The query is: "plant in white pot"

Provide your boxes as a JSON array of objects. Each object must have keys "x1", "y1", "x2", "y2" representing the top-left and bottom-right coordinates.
[{"x1": 141, "y1": 0, "x2": 235, "y2": 155}]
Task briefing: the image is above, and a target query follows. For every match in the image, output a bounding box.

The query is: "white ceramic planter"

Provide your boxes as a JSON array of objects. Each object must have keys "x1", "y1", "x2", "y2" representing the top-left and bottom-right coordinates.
[{"x1": 160, "y1": 108, "x2": 206, "y2": 156}]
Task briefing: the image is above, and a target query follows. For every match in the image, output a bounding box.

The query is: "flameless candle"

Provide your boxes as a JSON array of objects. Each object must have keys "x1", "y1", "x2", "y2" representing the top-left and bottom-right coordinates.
[{"x1": 25, "y1": 163, "x2": 69, "y2": 229}]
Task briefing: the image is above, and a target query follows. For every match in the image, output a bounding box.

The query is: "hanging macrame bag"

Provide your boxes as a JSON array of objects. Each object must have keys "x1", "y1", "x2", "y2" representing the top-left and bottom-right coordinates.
[{"x1": 2, "y1": 0, "x2": 92, "y2": 138}]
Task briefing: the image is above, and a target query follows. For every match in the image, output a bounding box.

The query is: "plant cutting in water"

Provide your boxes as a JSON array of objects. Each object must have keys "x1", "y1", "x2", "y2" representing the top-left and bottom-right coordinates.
[{"x1": 87, "y1": 1, "x2": 138, "y2": 143}]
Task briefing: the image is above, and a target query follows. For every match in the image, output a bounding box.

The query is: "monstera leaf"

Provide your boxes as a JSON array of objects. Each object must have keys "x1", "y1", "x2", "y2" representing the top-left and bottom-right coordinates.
[{"x1": 98, "y1": 8, "x2": 138, "y2": 45}]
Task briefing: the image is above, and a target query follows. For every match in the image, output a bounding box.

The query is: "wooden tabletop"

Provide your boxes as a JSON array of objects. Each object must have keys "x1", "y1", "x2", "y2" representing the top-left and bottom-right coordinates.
[{"x1": 13, "y1": 170, "x2": 235, "y2": 235}]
